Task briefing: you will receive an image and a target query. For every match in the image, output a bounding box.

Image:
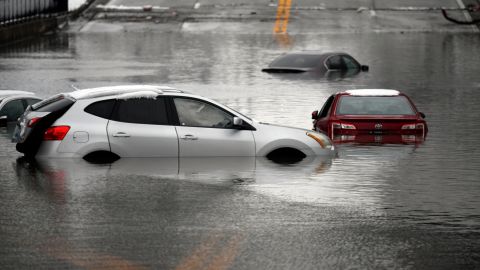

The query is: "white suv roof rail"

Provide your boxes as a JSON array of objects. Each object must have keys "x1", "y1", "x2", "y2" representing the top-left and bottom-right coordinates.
[{"x1": 68, "y1": 85, "x2": 183, "y2": 100}]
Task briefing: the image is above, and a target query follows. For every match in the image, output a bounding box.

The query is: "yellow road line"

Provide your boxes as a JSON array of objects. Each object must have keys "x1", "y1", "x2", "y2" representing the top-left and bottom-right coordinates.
[
  {"x1": 175, "y1": 235, "x2": 222, "y2": 270},
  {"x1": 204, "y1": 235, "x2": 243, "y2": 270},
  {"x1": 175, "y1": 234, "x2": 244, "y2": 270},
  {"x1": 41, "y1": 238, "x2": 148, "y2": 270},
  {"x1": 274, "y1": 0, "x2": 292, "y2": 34}
]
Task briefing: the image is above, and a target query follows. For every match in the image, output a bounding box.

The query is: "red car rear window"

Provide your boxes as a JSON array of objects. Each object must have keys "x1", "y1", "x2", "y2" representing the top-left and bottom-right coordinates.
[{"x1": 336, "y1": 96, "x2": 416, "y2": 115}]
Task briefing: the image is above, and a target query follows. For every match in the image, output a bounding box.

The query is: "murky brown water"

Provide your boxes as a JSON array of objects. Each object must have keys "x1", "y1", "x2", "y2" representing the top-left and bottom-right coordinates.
[{"x1": 1, "y1": 28, "x2": 480, "y2": 269}]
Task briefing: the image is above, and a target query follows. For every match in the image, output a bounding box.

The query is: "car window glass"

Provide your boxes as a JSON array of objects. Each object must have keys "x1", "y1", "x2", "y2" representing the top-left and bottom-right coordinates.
[
  {"x1": 270, "y1": 54, "x2": 323, "y2": 68},
  {"x1": 84, "y1": 99, "x2": 116, "y2": 119},
  {"x1": 25, "y1": 98, "x2": 41, "y2": 107},
  {"x1": 319, "y1": 95, "x2": 334, "y2": 118},
  {"x1": 34, "y1": 96, "x2": 74, "y2": 112},
  {"x1": 336, "y1": 96, "x2": 416, "y2": 115},
  {"x1": 0, "y1": 99, "x2": 25, "y2": 121},
  {"x1": 174, "y1": 98, "x2": 233, "y2": 128},
  {"x1": 112, "y1": 97, "x2": 168, "y2": 125},
  {"x1": 326, "y1": 56, "x2": 343, "y2": 70},
  {"x1": 342, "y1": 56, "x2": 359, "y2": 69}
]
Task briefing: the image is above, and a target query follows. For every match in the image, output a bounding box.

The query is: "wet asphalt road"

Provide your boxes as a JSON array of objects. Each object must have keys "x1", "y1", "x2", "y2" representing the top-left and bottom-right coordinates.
[{"x1": 1, "y1": 0, "x2": 480, "y2": 269}]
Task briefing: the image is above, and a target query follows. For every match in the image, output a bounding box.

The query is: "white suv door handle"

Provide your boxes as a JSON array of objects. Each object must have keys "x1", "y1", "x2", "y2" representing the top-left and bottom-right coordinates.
[
  {"x1": 180, "y1": 134, "x2": 198, "y2": 140},
  {"x1": 113, "y1": 132, "x2": 131, "y2": 138}
]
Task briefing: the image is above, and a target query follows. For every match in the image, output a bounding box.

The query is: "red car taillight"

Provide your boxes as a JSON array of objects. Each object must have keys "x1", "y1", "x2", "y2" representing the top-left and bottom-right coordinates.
[
  {"x1": 401, "y1": 123, "x2": 424, "y2": 130},
  {"x1": 332, "y1": 122, "x2": 356, "y2": 130},
  {"x1": 43, "y1": 126, "x2": 70, "y2": 141},
  {"x1": 331, "y1": 122, "x2": 356, "y2": 137},
  {"x1": 27, "y1": 117, "x2": 42, "y2": 127},
  {"x1": 401, "y1": 123, "x2": 425, "y2": 137}
]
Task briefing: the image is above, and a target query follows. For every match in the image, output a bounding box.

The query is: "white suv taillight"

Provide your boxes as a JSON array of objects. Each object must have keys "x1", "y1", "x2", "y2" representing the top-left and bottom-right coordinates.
[
  {"x1": 27, "y1": 117, "x2": 42, "y2": 127},
  {"x1": 43, "y1": 126, "x2": 70, "y2": 141}
]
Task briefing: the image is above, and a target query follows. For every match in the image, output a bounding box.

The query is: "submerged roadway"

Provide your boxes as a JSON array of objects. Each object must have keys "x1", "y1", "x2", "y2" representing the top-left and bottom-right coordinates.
[{"x1": 1, "y1": 0, "x2": 480, "y2": 269}]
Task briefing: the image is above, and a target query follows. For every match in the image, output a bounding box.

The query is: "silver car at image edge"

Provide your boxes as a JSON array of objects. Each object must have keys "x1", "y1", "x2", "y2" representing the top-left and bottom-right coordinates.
[
  {"x1": 0, "y1": 90, "x2": 42, "y2": 126},
  {"x1": 13, "y1": 85, "x2": 335, "y2": 161}
]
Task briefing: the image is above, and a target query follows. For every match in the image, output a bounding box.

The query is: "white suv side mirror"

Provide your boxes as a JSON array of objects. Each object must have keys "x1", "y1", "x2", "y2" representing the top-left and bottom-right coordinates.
[{"x1": 233, "y1": 117, "x2": 243, "y2": 126}]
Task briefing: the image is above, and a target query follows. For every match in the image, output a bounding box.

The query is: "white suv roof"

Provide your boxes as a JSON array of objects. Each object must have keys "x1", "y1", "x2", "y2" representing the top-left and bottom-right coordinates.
[{"x1": 68, "y1": 85, "x2": 184, "y2": 100}]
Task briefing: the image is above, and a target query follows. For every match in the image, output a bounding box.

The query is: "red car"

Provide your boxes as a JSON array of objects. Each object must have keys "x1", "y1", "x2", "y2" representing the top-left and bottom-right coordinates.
[{"x1": 312, "y1": 89, "x2": 428, "y2": 144}]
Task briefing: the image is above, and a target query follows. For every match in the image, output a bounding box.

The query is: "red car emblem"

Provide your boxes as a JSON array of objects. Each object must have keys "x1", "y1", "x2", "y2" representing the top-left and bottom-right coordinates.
[{"x1": 375, "y1": 123, "x2": 383, "y2": 129}]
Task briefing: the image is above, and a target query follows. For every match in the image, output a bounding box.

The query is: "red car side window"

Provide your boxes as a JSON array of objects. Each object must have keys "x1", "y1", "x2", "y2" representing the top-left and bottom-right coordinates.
[{"x1": 319, "y1": 95, "x2": 335, "y2": 118}]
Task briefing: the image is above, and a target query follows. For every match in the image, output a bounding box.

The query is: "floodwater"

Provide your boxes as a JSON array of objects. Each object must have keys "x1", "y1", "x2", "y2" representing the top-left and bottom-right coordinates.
[{"x1": 1, "y1": 25, "x2": 480, "y2": 269}]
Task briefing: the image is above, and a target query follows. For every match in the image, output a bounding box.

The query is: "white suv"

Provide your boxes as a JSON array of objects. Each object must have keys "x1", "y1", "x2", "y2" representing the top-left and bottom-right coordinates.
[{"x1": 14, "y1": 85, "x2": 335, "y2": 161}]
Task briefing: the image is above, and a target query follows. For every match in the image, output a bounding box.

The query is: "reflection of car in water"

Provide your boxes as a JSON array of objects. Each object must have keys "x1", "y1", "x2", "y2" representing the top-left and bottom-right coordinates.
[
  {"x1": 330, "y1": 134, "x2": 425, "y2": 145},
  {"x1": 0, "y1": 90, "x2": 41, "y2": 127},
  {"x1": 13, "y1": 156, "x2": 334, "y2": 198},
  {"x1": 13, "y1": 85, "x2": 335, "y2": 161},
  {"x1": 312, "y1": 89, "x2": 428, "y2": 145},
  {"x1": 0, "y1": 122, "x2": 17, "y2": 140},
  {"x1": 262, "y1": 51, "x2": 369, "y2": 80}
]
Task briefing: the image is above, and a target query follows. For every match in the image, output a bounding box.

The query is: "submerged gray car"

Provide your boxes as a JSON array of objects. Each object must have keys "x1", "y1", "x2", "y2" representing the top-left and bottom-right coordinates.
[
  {"x1": 262, "y1": 51, "x2": 369, "y2": 74},
  {"x1": 14, "y1": 85, "x2": 335, "y2": 161}
]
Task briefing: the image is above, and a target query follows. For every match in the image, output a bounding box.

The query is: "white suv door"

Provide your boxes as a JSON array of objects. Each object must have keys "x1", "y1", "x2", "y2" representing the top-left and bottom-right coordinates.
[
  {"x1": 107, "y1": 97, "x2": 178, "y2": 157},
  {"x1": 173, "y1": 97, "x2": 255, "y2": 157}
]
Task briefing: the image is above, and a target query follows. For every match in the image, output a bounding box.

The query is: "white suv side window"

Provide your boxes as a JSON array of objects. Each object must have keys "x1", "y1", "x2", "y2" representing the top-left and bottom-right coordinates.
[
  {"x1": 174, "y1": 98, "x2": 233, "y2": 128},
  {"x1": 112, "y1": 98, "x2": 169, "y2": 125}
]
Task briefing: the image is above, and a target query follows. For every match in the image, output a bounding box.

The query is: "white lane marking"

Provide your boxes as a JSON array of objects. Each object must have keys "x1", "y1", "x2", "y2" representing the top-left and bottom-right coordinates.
[{"x1": 96, "y1": 5, "x2": 170, "y2": 11}]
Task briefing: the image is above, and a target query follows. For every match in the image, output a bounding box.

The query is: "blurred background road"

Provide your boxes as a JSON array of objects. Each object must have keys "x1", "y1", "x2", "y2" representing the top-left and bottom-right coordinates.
[{"x1": 78, "y1": 0, "x2": 479, "y2": 33}]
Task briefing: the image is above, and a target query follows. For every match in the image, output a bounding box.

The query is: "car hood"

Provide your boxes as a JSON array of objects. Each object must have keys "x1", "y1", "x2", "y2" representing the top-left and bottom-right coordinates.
[
  {"x1": 251, "y1": 121, "x2": 335, "y2": 157},
  {"x1": 256, "y1": 121, "x2": 310, "y2": 131}
]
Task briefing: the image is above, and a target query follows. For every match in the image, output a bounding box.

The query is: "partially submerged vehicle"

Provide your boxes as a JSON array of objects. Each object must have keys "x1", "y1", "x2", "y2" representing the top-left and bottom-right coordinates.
[
  {"x1": 312, "y1": 89, "x2": 428, "y2": 144},
  {"x1": 0, "y1": 90, "x2": 41, "y2": 127},
  {"x1": 14, "y1": 85, "x2": 335, "y2": 162},
  {"x1": 262, "y1": 51, "x2": 369, "y2": 74}
]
